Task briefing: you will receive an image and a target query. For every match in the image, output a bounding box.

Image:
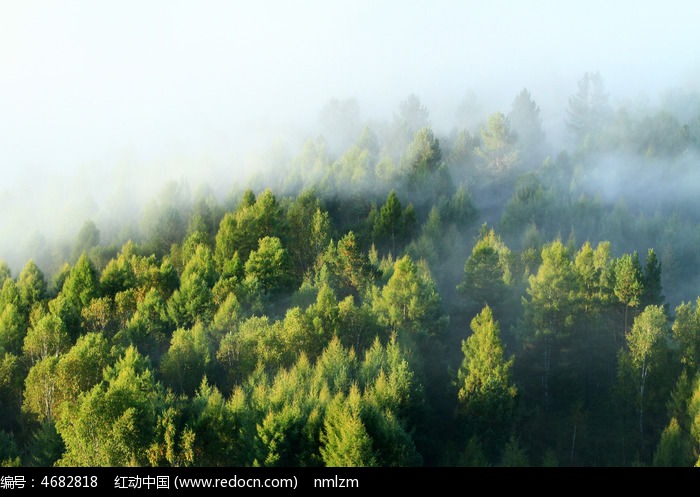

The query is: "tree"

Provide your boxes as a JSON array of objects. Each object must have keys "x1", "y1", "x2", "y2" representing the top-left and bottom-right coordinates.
[
  {"x1": 55, "y1": 346, "x2": 160, "y2": 466},
  {"x1": 373, "y1": 255, "x2": 444, "y2": 338},
  {"x1": 573, "y1": 241, "x2": 614, "y2": 313},
  {"x1": 55, "y1": 332, "x2": 110, "y2": 408},
  {"x1": 457, "y1": 226, "x2": 513, "y2": 320},
  {"x1": 614, "y1": 252, "x2": 644, "y2": 336},
  {"x1": 141, "y1": 181, "x2": 188, "y2": 256},
  {"x1": 286, "y1": 191, "x2": 331, "y2": 280},
  {"x1": 22, "y1": 356, "x2": 60, "y2": 423},
  {"x1": 214, "y1": 212, "x2": 239, "y2": 273},
  {"x1": 0, "y1": 279, "x2": 26, "y2": 358},
  {"x1": 320, "y1": 387, "x2": 377, "y2": 467},
  {"x1": 244, "y1": 236, "x2": 292, "y2": 296},
  {"x1": 160, "y1": 324, "x2": 211, "y2": 395},
  {"x1": 523, "y1": 240, "x2": 578, "y2": 406},
  {"x1": 508, "y1": 88, "x2": 546, "y2": 165},
  {"x1": 0, "y1": 263, "x2": 10, "y2": 286},
  {"x1": 167, "y1": 244, "x2": 216, "y2": 329},
  {"x1": 72, "y1": 220, "x2": 100, "y2": 262},
  {"x1": 475, "y1": 112, "x2": 518, "y2": 172},
  {"x1": 403, "y1": 127, "x2": 450, "y2": 195},
  {"x1": 99, "y1": 242, "x2": 138, "y2": 297},
  {"x1": 335, "y1": 232, "x2": 377, "y2": 297},
  {"x1": 0, "y1": 430, "x2": 20, "y2": 467},
  {"x1": 566, "y1": 72, "x2": 611, "y2": 149},
  {"x1": 116, "y1": 287, "x2": 170, "y2": 359},
  {"x1": 457, "y1": 305, "x2": 516, "y2": 456},
  {"x1": 672, "y1": 298, "x2": 700, "y2": 371},
  {"x1": 56, "y1": 253, "x2": 100, "y2": 339},
  {"x1": 642, "y1": 248, "x2": 664, "y2": 308},
  {"x1": 184, "y1": 379, "x2": 240, "y2": 466},
  {"x1": 0, "y1": 353, "x2": 22, "y2": 430},
  {"x1": 22, "y1": 313, "x2": 70, "y2": 363},
  {"x1": 653, "y1": 417, "x2": 692, "y2": 466},
  {"x1": 17, "y1": 260, "x2": 47, "y2": 311},
  {"x1": 389, "y1": 94, "x2": 430, "y2": 157},
  {"x1": 372, "y1": 191, "x2": 416, "y2": 255},
  {"x1": 625, "y1": 305, "x2": 668, "y2": 452}
]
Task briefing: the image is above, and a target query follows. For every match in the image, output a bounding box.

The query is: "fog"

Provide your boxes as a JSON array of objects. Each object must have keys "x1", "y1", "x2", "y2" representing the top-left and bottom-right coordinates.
[{"x1": 1, "y1": 0, "x2": 699, "y2": 273}]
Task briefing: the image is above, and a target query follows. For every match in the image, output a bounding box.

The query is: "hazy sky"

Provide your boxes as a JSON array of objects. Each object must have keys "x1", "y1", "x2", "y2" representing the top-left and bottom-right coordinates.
[{"x1": 1, "y1": 0, "x2": 699, "y2": 268}]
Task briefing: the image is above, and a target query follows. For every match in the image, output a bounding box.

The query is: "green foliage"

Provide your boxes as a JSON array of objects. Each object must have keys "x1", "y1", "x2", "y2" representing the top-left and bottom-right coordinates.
[
  {"x1": 653, "y1": 417, "x2": 692, "y2": 466},
  {"x1": 508, "y1": 88, "x2": 546, "y2": 165},
  {"x1": 373, "y1": 255, "x2": 444, "y2": 338},
  {"x1": 22, "y1": 356, "x2": 60, "y2": 422},
  {"x1": 372, "y1": 191, "x2": 417, "y2": 255},
  {"x1": 566, "y1": 71, "x2": 611, "y2": 149},
  {"x1": 0, "y1": 296, "x2": 26, "y2": 356},
  {"x1": 457, "y1": 226, "x2": 513, "y2": 319},
  {"x1": 160, "y1": 324, "x2": 211, "y2": 395},
  {"x1": 672, "y1": 298, "x2": 700, "y2": 371},
  {"x1": 244, "y1": 236, "x2": 293, "y2": 295},
  {"x1": 214, "y1": 189, "x2": 287, "y2": 269},
  {"x1": 55, "y1": 332, "x2": 110, "y2": 408},
  {"x1": 476, "y1": 113, "x2": 518, "y2": 172},
  {"x1": 168, "y1": 244, "x2": 216, "y2": 328},
  {"x1": 17, "y1": 260, "x2": 47, "y2": 310},
  {"x1": 23, "y1": 313, "x2": 70, "y2": 363},
  {"x1": 3, "y1": 86, "x2": 700, "y2": 468},
  {"x1": 0, "y1": 353, "x2": 22, "y2": 429},
  {"x1": 614, "y1": 252, "x2": 644, "y2": 335},
  {"x1": 56, "y1": 346, "x2": 160, "y2": 466},
  {"x1": 320, "y1": 387, "x2": 377, "y2": 467},
  {"x1": 458, "y1": 306, "x2": 516, "y2": 449}
]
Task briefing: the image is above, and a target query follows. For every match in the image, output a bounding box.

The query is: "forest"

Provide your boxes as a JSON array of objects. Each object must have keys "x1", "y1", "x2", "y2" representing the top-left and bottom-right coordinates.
[{"x1": 2, "y1": 72, "x2": 700, "y2": 467}]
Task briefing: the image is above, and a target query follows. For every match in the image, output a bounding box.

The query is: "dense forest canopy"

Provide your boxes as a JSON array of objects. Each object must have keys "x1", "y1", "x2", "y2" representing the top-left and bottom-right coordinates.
[{"x1": 2, "y1": 75, "x2": 700, "y2": 467}]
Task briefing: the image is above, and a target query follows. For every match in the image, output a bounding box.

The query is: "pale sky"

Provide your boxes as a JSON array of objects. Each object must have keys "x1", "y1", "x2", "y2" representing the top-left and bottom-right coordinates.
[{"x1": 0, "y1": 0, "x2": 698, "y2": 269}]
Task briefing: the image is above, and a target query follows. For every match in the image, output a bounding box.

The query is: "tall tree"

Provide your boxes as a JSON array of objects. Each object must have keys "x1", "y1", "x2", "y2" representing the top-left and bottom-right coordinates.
[
  {"x1": 160, "y1": 323, "x2": 211, "y2": 395},
  {"x1": 457, "y1": 305, "x2": 516, "y2": 457},
  {"x1": 244, "y1": 236, "x2": 293, "y2": 296},
  {"x1": 373, "y1": 255, "x2": 444, "y2": 339},
  {"x1": 672, "y1": 298, "x2": 700, "y2": 372},
  {"x1": 403, "y1": 127, "x2": 450, "y2": 195},
  {"x1": 17, "y1": 260, "x2": 47, "y2": 312},
  {"x1": 614, "y1": 252, "x2": 644, "y2": 337},
  {"x1": 457, "y1": 226, "x2": 513, "y2": 321},
  {"x1": 625, "y1": 305, "x2": 668, "y2": 454},
  {"x1": 642, "y1": 248, "x2": 664, "y2": 308},
  {"x1": 508, "y1": 88, "x2": 546, "y2": 166},
  {"x1": 55, "y1": 346, "x2": 160, "y2": 466},
  {"x1": 372, "y1": 191, "x2": 416, "y2": 255},
  {"x1": 286, "y1": 191, "x2": 331, "y2": 280},
  {"x1": 566, "y1": 72, "x2": 611, "y2": 149},
  {"x1": 320, "y1": 387, "x2": 377, "y2": 467},
  {"x1": 523, "y1": 240, "x2": 578, "y2": 407},
  {"x1": 0, "y1": 281, "x2": 26, "y2": 356},
  {"x1": 167, "y1": 244, "x2": 216, "y2": 329}
]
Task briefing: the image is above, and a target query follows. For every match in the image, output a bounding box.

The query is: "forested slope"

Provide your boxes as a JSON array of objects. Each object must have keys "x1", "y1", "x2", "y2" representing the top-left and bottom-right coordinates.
[{"x1": 2, "y1": 75, "x2": 700, "y2": 467}]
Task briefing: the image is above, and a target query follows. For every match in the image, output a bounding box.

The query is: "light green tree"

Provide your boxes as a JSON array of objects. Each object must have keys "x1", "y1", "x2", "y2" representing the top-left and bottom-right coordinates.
[
  {"x1": 625, "y1": 304, "x2": 668, "y2": 450},
  {"x1": 55, "y1": 346, "x2": 160, "y2": 466},
  {"x1": 320, "y1": 386, "x2": 377, "y2": 467},
  {"x1": 458, "y1": 305, "x2": 516, "y2": 456},
  {"x1": 476, "y1": 112, "x2": 518, "y2": 171},
  {"x1": 244, "y1": 236, "x2": 292, "y2": 295},
  {"x1": 614, "y1": 252, "x2": 644, "y2": 336}
]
